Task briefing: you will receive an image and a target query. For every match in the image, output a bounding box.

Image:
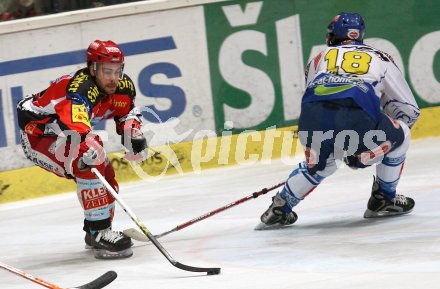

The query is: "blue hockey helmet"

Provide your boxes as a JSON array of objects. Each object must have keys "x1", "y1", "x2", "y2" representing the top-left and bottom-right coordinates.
[{"x1": 326, "y1": 12, "x2": 365, "y2": 46}]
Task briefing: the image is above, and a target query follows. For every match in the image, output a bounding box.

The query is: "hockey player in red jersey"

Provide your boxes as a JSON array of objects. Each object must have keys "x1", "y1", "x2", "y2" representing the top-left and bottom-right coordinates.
[
  {"x1": 256, "y1": 13, "x2": 420, "y2": 229},
  {"x1": 17, "y1": 40, "x2": 147, "y2": 259}
]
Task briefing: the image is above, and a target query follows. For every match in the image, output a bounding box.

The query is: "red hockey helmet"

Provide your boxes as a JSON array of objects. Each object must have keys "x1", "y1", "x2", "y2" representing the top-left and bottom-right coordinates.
[{"x1": 86, "y1": 40, "x2": 124, "y2": 66}]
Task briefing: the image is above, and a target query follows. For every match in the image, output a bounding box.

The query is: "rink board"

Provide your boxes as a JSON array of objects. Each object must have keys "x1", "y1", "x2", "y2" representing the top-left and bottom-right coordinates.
[
  {"x1": 2, "y1": 0, "x2": 440, "y2": 172},
  {"x1": 0, "y1": 126, "x2": 299, "y2": 203},
  {"x1": 1, "y1": 0, "x2": 440, "y2": 203},
  {"x1": 0, "y1": 106, "x2": 439, "y2": 204}
]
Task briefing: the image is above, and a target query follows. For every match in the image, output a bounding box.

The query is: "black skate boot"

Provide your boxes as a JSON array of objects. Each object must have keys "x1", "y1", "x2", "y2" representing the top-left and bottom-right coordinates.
[
  {"x1": 85, "y1": 231, "x2": 93, "y2": 249},
  {"x1": 85, "y1": 230, "x2": 134, "y2": 249},
  {"x1": 255, "y1": 192, "x2": 298, "y2": 230},
  {"x1": 363, "y1": 177, "x2": 415, "y2": 218},
  {"x1": 88, "y1": 228, "x2": 133, "y2": 259}
]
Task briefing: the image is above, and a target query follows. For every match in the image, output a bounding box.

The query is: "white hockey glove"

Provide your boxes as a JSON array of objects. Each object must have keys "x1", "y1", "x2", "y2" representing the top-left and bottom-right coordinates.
[{"x1": 77, "y1": 135, "x2": 106, "y2": 170}]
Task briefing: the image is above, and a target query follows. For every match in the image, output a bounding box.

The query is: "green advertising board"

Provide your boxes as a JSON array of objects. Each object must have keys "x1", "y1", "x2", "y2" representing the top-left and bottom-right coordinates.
[
  {"x1": 205, "y1": 0, "x2": 440, "y2": 134},
  {"x1": 205, "y1": 0, "x2": 302, "y2": 133}
]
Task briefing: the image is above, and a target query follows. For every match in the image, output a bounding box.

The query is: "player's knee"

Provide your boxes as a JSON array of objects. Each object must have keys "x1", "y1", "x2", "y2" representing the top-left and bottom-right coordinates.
[
  {"x1": 317, "y1": 157, "x2": 338, "y2": 178},
  {"x1": 104, "y1": 161, "x2": 116, "y2": 181},
  {"x1": 104, "y1": 161, "x2": 118, "y2": 192},
  {"x1": 387, "y1": 120, "x2": 410, "y2": 158}
]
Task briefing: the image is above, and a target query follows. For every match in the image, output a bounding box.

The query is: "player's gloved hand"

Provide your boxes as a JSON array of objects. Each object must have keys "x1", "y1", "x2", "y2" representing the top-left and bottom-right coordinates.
[
  {"x1": 343, "y1": 155, "x2": 359, "y2": 170},
  {"x1": 77, "y1": 134, "x2": 106, "y2": 170},
  {"x1": 344, "y1": 155, "x2": 370, "y2": 170},
  {"x1": 121, "y1": 120, "x2": 147, "y2": 161}
]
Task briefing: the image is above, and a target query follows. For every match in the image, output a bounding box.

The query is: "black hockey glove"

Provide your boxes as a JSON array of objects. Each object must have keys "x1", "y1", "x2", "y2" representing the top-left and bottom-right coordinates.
[
  {"x1": 123, "y1": 127, "x2": 147, "y2": 154},
  {"x1": 121, "y1": 124, "x2": 148, "y2": 162},
  {"x1": 344, "y1": 155, "x2": 370, "y2": 169}
]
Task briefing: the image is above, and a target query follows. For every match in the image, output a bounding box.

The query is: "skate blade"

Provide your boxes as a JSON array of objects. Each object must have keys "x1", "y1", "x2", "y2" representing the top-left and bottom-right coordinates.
[
  {"x1": 254, "y1": 222, "x2": 286, "y2": 231},
  {"x1": 363, "y1": 209, "x2": 413, "y2": 218},
  {"x1": 93, "y1": 248, "x2": 133, "y2": 259}
]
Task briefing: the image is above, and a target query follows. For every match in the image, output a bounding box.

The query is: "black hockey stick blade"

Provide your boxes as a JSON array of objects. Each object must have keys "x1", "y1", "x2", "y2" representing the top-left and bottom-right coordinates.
[
  {"x1": 0, "y1": 261, "x2": 117, "y2": 289},
  {"x1": 123, "y1": 228, "x2": 221, "y2": 274},
  {"x1": 146, "y1": 230, "x2": 221, "y2": 275},
  {"x1": 71, "y1": 270, "x2": 117, "y2": 289},
  {"x1": 174, "y1": 261, "x2": 221, "y2": 275}
]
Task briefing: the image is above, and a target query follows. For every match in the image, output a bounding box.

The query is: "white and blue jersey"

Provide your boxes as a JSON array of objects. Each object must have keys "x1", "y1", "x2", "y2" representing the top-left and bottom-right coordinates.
[
  {"x1": 305, "y1": 43, "x2": 420, "y2": 127},
  {"x1": 303, "y1": 73, "x2": 380, "y2": 123}
]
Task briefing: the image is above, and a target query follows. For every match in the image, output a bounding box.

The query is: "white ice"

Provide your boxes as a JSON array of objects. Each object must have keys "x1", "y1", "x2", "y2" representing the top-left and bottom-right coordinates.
[{"x1": 1, "y1": 137, "x2": 440, "y2": 289}]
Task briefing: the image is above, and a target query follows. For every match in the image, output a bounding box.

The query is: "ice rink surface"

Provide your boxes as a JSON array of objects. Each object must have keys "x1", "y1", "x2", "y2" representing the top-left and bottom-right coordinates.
[{"x1": 1, "y1": 137, "x2": 440, "y2": 289}]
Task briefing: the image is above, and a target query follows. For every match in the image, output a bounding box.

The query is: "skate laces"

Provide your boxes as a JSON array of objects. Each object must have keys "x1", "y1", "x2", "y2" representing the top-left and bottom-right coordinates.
[
  {"x1": 393, "y1": 194, "x2": 408, "y2": 206},
  {"x1": 97, "y1": 229, "x2": 124, "y2": 244}
]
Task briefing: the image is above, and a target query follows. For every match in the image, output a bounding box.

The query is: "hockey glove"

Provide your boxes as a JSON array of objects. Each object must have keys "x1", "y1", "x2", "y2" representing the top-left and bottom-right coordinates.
[
  {"x1": 343, "y1": 155, "x2": 370, "y2": 170},
  {"x1": 77, "y1": 134, "x2": 106, "y2": 170},
  {"x1": 121, "y1": 120, "x2": 147, "y2": 161}
]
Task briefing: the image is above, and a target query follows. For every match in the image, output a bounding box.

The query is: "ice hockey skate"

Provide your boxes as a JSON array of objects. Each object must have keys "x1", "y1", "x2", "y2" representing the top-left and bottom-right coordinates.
[
  {"x1": 85, "y1": 228, "x2": 133, "y2": 259},
  {"x1": 364, "y1": 178, "x2": 415, "y2": 218},
  {"x1": 255, "y1": 192, "x2": 298, "y2": 230}
]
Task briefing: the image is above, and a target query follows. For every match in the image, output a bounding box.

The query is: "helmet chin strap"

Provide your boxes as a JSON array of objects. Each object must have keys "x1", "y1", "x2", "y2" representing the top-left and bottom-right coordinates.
[
  {"x1": 92, "y1": 62, "x2": 98, "y2": 76},
  {"x1": 87, "y1": 64, "x2": 108, "y2": 97}
]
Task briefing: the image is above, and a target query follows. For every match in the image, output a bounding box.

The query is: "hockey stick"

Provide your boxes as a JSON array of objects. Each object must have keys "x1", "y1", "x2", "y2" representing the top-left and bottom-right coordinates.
[
  {"x1": 0, "y1": 261, "x2": 116, "y2": 289},
  {"x1": 124, "y1": 181, "x2": 286, "y2": 242},
  {"x1": 91, "y1": 168, "x2": 220, "y2": 275}
]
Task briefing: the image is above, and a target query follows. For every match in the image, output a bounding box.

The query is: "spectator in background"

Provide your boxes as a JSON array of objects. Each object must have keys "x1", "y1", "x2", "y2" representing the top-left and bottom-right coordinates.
[
  {"x1": 1, "y1": 0, "x2": 40, "y2": 21},
  {"x1": 0, "y1": 1, "x2": 9, "y2": 15},
  {"x1": 91, "y1": 1, "x2": 106, "y2": 8},
  {"x1": 56, "y1": 0, "x2": 106, "y2": 12},
  {"x1": 1, "y1": 0, "x2": 143, "y2": 19}
]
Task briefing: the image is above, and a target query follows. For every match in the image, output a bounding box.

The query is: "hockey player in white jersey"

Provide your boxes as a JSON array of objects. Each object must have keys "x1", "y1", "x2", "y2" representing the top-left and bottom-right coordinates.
[{"x1": 257, "y1": 12, "x2": 420, "y2": 229}]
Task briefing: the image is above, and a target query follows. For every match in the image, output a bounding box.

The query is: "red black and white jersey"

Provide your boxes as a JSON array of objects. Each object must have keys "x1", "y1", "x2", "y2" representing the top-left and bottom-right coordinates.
[{"x1": 17, "y1": 68, "x2": 141, "y2": 137}]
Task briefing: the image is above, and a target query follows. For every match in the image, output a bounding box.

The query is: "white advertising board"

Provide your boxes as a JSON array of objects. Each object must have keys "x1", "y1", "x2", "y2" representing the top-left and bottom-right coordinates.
[{"x1": 0, "y1": 4, "x2": 216, "y2": 170}]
